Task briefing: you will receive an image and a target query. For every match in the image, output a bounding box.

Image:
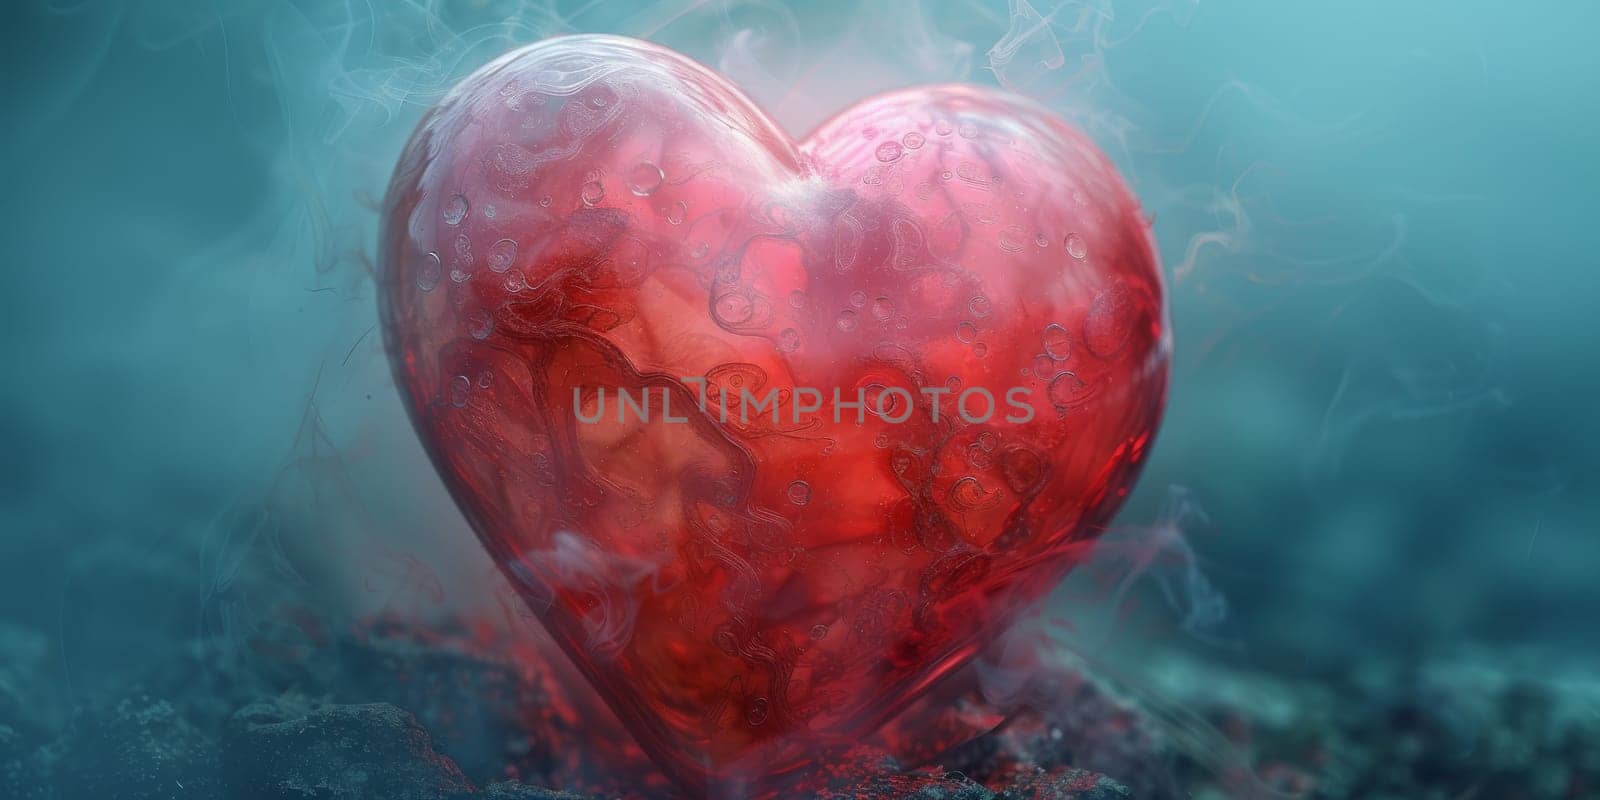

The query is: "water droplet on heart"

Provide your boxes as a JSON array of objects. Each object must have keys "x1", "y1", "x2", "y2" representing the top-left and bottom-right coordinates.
[
  {"x1": 999, "y1": 225, "x2": 1026, "y2": 252},
  {"x1": 487, "y1": 238, "x2": 518, "y2": 273},
  {"x1": 477, "y1": 370, "x2": 494, "y2": 389},
  {"x1": 467, "y1": 309, "x2": 494, "y2": 340},
  {"x1": 1042, "y1": 323, "x2": 1072, "y2": 360},
  {"x1": 849, "y1": 291, "x2": 867, "y2": 308},
  {"x1": 1065, "y1": 232, "x2": 1087, "y2": 259},
  {"x1": 503, "y1": 270, "x2": 526, "y2": 292},
  {"x1": 949, "y1": 476, "x2": 992, "y2": 510},
  {"x1": 973, "y1": 342, "x2": 989, "y2": 357},
  {"x1": 1032, "y1": 354, "x2": 1060, "y2": 379},
  {"x1": 871, "y1": 297, "x2": 894, "y2": 322},
  {"x1": 1035, "y1": 233, "x2": 1049, "y2": 247},
  {"x1": 443, "y1": 194, "x2": 468, "y2": 225},
  {"x1": 666, "y1": 200, "x2": 687, "y2": 225},
  {"x1": 956, "y1": 321, "x2": 978, "y2": 343},
  {"x1": 713, "y1": 293, "x2": 754, "y2": 325},
  {"x1": 837, "y1": 309, "x2": 858, "y2": 332},
  {"x1": 627, "y1": 161, "x2": 663, "y2": 196},
  {"x1": 809, "y1": 623, "x2": 828, "y2": 640},
  {"x1": 1048, "y1": 371, "x2": 1093, "y2": 410},
  {"x1": 581, "y1": 180, "x2": 605, "y2": 206},
  {"x1": 747, "y1": 697, "x2": 770, "y2": 726},
  {"x1": 959, "y1": 123, "x2": 979, "y2": 139},
  {"x1": 969, "y1": 295, "x2": 991, "y2": 317},
  {"x1": 787, "y1": 480, "x2": 812, "y2": 506},
  {"x1": 935, "y1": 120, "x2": 953, "y2": 136},
  {"x1": 787, "y1": 289, "x2": 807, "y2": 309},
  {"x1": 417, "y1": 252, "x2": 442, "y2": 292},
  {"x1": 450, "y1": 268, "x2": 470, "y2": 284},
  {"x1": 539, "y1": 195, "x2": 552, "y2": 207},
  {"x1": 875, "y1": 140, "x2": 903, "y2": 162},
  {"x1": 940, "y1": 171, "x2": 953, "y2": 181},
  {"x1": 448, "y1": 375, "x2": 470, "y2": 407},
  {"x1": 903, "y1": 131, "x2": 925, "y2": 150},
  {"x1": 777, "y1": 328, "x2": 801, "y2": 352}
]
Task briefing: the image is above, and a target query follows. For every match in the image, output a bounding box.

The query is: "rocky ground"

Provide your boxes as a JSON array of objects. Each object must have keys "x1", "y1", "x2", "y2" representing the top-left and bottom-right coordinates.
[{"x1": 2, "y1": 617, "x2": 1597, "y2": 799}]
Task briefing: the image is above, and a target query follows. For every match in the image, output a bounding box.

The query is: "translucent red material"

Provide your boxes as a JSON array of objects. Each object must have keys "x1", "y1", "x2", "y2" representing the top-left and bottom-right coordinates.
[{"x1": 379, "y1": 34, "x2": 1167, "y2": 798}]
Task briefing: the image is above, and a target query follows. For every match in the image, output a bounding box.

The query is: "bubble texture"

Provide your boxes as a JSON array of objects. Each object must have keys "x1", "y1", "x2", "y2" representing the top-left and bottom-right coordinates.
[{"x1": 378, "y1": 34, "x2": 1167, "y2": 798}]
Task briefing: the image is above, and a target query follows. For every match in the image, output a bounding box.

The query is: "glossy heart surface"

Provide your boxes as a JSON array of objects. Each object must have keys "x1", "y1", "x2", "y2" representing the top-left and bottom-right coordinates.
[{"x1": 379, "y1": 34, "x2": 1167, "y2": 797}]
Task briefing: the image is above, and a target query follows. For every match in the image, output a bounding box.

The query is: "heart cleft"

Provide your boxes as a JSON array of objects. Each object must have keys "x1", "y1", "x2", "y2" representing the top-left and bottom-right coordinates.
[{"x1": 379, "y1": 33, "x2": 1168, "y2": 799}]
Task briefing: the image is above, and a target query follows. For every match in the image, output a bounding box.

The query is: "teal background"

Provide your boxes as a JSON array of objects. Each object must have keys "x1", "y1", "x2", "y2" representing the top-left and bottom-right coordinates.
[{"x1": 3, "y1": 0, "x2": 1597, "y2": 705}]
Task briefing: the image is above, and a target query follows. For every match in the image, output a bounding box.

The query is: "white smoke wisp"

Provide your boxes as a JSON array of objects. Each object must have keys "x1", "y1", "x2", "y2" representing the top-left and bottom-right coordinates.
[{"x1": 505, "y1": 531, "x2": 673, "y2": 660}]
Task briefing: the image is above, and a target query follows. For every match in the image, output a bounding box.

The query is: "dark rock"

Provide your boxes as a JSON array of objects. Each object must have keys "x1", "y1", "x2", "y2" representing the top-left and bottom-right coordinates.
[
  {"x1": 992, "y1": 765, "x2": 1131, "y2": 800},
  {"x1": 804, "y1": 746, "x2": 996, "y2": 800},
  {"x1": 943, "y1": 702, "x2": 1166, "y2": 798},
  {"x1": 53, "y1": 696, "x2": 220, "y2": 800},
  {"x1": 223, "y1": 700, "x2": 474, "y2": 800},
  {"x1": 295, "y1": 627, "x2": 663, "y2": 796},
  {"x1": 322, "y1": 631, "x2": 556, "y2": 784},
  {"x1": 826, "y1": 769, "x2": 996, "y2": 800},
  {"x1": 477, "y1": 781, "x2": 597, "y2": 799}
]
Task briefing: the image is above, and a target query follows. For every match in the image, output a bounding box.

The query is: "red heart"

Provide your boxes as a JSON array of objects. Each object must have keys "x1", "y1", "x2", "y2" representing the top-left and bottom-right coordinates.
[{"x1": 379, "y1": 34, "x2": 1167, "y2": 797}]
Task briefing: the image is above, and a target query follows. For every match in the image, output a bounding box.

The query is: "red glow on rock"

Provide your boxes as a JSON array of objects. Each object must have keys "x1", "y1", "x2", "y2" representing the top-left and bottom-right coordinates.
[{"x1": 379, "y1": 34, "x2": 1167, "y2": 798}]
